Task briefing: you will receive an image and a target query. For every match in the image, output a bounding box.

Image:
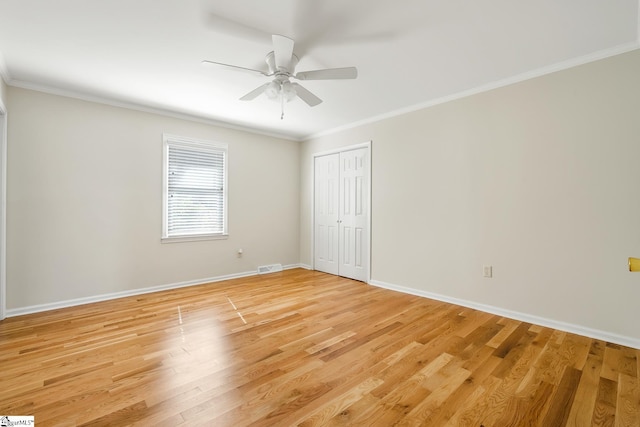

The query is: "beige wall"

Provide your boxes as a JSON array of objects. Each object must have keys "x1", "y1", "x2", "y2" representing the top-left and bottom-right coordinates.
[
  {"x1": 301, "y1": 49, "x2": 640, "y2": 342},
  {"x1": 7, "y1": 87, "x2": 300, "y2": 309}
]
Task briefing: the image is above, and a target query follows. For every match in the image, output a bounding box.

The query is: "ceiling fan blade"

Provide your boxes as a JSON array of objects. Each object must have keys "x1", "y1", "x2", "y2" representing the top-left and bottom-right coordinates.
[
  {"x1": 272, "y1": 34, "x2": 294, "y2": 70},
  {"x1": 292, "y1": 83, "x2": 322, "y2": 107},
  {"x1": 295, "y1": 67, "x2": 358, "y2": 80},
  {"x1": 201, "y1": 60, "x2": 270, "y2": 76},
  {"x1": 239, "y1": 83, "x2": 270, "y2": 101}
]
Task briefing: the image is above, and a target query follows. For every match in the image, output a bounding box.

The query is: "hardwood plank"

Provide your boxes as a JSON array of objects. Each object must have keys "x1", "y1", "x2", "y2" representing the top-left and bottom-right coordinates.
[
  {"x1": 492, "y1": 379, "x2": 554, "y2": 427},
  {"x1": 422, "y1": 350, "x2": 502, "y2": 426},
  {"x1": 444, "y1": 375, "x2": 503, "y2": 427},
  {"x1": 603, "y1": 346, "x2": 626, "y2": 381},
  {"x1": 541, "y1": 367, "x2": 583, "y2": 427},
  {"x1": 566, "y1": 341, "x2": 605, "y2": 427},
  {"x1": 296, "y1": 377, "x2": 384, "y2": 426},
  {"x1": 473, "y1": 333, "x2": 548, "y2": 426},
  {"x1": 593, "y1": 377, "x2": 618, "y2": 427},
  {"x1": 487, "y1": 318, "x2": 521, "y2": 349},
  {"x1": 616, "y1": 374, "x2": 640, "y2": 427},
  {"x1": 350, "y1": 353, "x2": 453, "y2": 426},
  {"x1": 397, "y1": 363, "x2": 471, "y2": 426},
  {"x1": 0, "y1": 269, "x2": 638, "y2": 426}
]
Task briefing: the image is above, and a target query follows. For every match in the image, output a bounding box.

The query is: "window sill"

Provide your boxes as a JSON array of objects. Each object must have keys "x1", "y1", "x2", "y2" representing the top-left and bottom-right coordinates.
[{"x1": 161, "y1": 234, "x2": 229, "y2": 244}]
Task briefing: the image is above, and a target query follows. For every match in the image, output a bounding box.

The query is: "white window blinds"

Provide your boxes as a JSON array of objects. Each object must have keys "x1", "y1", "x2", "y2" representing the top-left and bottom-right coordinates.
[{"x1": 163, "y1": 135, "x2": 227, "y2": 240}]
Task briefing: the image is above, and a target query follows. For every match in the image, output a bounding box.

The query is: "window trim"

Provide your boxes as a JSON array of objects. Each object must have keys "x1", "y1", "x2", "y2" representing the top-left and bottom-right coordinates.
[{"x1": 162, "y1": 134, "x2": 228, "y2": 243}]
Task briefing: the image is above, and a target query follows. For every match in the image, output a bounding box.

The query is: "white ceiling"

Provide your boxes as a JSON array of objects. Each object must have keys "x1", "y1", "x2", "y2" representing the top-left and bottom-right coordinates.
[{"x1": 0, "y1": 0, "x2": 638, "y2": 140}]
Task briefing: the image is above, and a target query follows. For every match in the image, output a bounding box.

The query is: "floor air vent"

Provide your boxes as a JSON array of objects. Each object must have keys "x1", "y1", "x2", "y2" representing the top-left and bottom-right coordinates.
[{"x1": 258, "y1": 264, "x2": 283, "y2": 274}]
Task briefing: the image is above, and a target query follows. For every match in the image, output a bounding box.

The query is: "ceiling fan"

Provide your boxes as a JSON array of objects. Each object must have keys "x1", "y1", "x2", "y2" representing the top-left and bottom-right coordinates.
[{"x1": 202, "y1": 34, "x2": 358, "y2": 119}]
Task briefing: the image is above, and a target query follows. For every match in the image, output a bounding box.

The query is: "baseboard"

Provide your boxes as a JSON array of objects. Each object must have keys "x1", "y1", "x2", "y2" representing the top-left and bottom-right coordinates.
[
  {"x1": 7, "y1": 264, "x2": 307, "y2": 318},
  {"x1": 298, "y1": 263, "x2": 313, "y2": 270},
  {"x1": 283, "y1": 263, "x2": 309, "y2": 271},
  {"x1": 369, "y1": 279, "x2": 640, "y2": 350}
]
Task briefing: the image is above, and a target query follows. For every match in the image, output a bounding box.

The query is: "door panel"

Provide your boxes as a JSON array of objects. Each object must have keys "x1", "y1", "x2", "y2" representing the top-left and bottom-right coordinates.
[
  {"x1": 314, "y1": 154, "x2": 339, "y2": 275},
  {"x1": 338, "y1": 148, "x2": 368, "y2": 281}
]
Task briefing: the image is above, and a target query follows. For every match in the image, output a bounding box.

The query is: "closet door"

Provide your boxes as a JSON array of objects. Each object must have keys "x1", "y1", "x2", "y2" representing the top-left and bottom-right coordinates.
[
  {"x1": 314, "y1": 147, "x2": 369, "y2": 282},
  {"x1": 338, "y1": 148, "x2": 368, "y2": 282},
  {"x1": 314, "y1": 153, "x2": 339, "y2": 275}
]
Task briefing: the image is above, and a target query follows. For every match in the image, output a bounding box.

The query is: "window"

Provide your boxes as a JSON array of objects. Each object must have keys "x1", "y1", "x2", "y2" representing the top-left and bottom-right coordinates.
[{"x1": 162, "y1": 134, "x2": 228, "y2": 242}]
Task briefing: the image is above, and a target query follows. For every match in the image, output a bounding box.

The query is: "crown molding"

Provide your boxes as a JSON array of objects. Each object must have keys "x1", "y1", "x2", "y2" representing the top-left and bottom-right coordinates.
[
  {"x1": 0, "y1": 52, "x2": 10, "y2": 84},
  {"x1": 6, "y1": 78, "x2": 301, "y2": 142},
  {"x1": 303, "y1": 42, "x2": 640, "y2": 142}
]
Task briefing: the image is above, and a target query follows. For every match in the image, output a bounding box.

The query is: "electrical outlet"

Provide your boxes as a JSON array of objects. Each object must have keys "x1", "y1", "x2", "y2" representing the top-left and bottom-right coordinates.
[{"x1": 483, "y1": 265, "x2": 493, "y2": 278}]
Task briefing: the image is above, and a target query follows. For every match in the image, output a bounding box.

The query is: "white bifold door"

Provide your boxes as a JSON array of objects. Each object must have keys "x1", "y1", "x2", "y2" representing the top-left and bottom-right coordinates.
[{"x1": 314, "y1": 147, "x2": 369, "y2": 282}]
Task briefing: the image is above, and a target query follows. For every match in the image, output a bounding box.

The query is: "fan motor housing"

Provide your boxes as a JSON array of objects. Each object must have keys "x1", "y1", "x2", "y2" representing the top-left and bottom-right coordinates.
[{"x1": 265, "y1": 51, "x2": 298, "y2": 75}]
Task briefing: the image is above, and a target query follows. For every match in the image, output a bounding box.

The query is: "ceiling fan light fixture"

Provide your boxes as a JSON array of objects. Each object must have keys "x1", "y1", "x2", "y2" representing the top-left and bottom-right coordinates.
[
  {"x1": 265, "y1": 80, "x2": 296, "y2": 103},
  {"x1": 265, "y1": 81, "x2": 280, "y2": 100},
  {"x1": 281, "y1": 81, "x2": 296, "y2": 102}
]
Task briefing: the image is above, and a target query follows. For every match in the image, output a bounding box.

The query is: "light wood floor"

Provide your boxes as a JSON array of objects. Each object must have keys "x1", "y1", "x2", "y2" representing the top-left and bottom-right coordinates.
[{"x1": 1, "y1": 269, "x2": 638, "y2": 426}]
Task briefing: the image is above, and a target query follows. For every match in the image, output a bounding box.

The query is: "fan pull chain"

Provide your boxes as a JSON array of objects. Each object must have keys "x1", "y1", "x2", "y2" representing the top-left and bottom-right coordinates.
[
  {"x1": 280, "y1": 82, "x2": 285, "y2": 120},
  {"x1": 281, "y1": 95, "x2": 284, "y2": 120}
]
